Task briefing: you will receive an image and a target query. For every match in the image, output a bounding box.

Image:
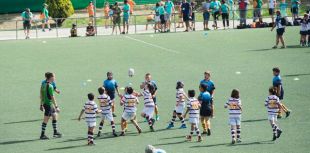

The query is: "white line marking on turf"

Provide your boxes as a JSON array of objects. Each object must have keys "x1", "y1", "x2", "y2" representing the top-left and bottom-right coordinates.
[
  {"x1": 235, "y1": 71, "x2": 241, "y2": 74},
  {"x1": 294, "y1": 77, "x2": 299, "y2": 81},
  {"x1": 125, "y1": 36, "x2": 179, "y2": 54},
  {"x1": 87, "y1": 79, "x2": 92, "y2": 82}
]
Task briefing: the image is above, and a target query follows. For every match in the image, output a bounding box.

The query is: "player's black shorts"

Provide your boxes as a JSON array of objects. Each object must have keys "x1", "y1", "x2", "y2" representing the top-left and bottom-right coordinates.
[
  {"x1": 200, "y1": 105, "x2": 212, "y2": 117},
  {"x1": 292, "y1": 7, "x2": 298, "y2": 15},
  {"x1": 268, "y1": 8, "x2": 275, "y2": 15},
  {"x1": 212, "y1": 11, "x2": 220, "y2": 20},
  {"x1": 222, "y1": 13, "x2": 229, "y2": 20},
  {"x1": 308, "y1": 30, "x2": 310, "y2": 35},
  {"x1": 160, "y1": 15, "x2": 166, "y2": 24},
  {"x1": 300, "y1": 31, "x2": 308, "y2": 36},
  {"x1": 183, "y1": 14, "x2": 190, "y2": 22},
  {"x1": 23, "y1": 21, "x2": 31, "y2": 30},
  {"x1": 107, "y1": 91, "x2": 115, "y2": 100},
  {"x1": 276, "y1": 28, "x2": 285, "y2": 36},
  {"x1": 43, "y1": 104, "x2": 55, "y2": 117}
]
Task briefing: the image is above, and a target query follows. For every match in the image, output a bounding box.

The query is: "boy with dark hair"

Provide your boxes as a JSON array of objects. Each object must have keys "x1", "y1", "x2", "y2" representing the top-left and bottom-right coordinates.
[
  {"x1": 271, "y1": 11, "x2": 286, "y2": 49},
  {"x1": 78, "y1": 93, "x2": 101, "y2": 145},
  {"x1": 198, "y1": 83, "x2": 213, "y2": 136},
  {"x1": 103, "y1": 72, "x2": 121, "y2": 117},
  {"x1": 39, "y1": 72, "x2": 62, "y2": 139},
  {"x1": 97, "y1": 87, "x2": 118, "y2": 137},
  {"x1": 272, "y1": 67, "x2": 291, "y2": 118},
  {"x1": 184, "y1": 90, "x2": 202, "y2": 142}
]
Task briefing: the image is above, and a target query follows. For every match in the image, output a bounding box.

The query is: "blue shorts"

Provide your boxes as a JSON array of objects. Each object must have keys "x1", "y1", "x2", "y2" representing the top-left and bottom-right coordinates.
[
  {"x1": 123, "y1": 15, "x2": 129, "y2": 24},
  {"x1": 203, "y1": 12, "x2": 210, "y2": 21},
  {"x1": 107, "y1": 92, "x2": 115, "y2": 100}
]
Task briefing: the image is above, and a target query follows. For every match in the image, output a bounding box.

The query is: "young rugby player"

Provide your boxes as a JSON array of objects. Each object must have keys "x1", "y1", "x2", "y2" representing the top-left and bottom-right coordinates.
[
  {"x1": 167, "y1": 81, "x2": 187, "y2": 129},
  {"x1": 265, "y1": 87, "x2": 283, "y2": 141},
  {"x1": 97, "y1": 87, "x2": 118, "y2": 137},
  {"x1": 300, "y1": 14, "x2": 309, "y2": 47},
  {"x1": 224, "y1": 89, "x2": 242, "y2": 144},
  {"x1": 272, "y1": 67, "x2": 291, "y2": 118},
  {"x1": 78, "y1": 93, "x2": 101, "y2": 145},
  {"x1": 39, "y1": 72, "x2": 62, "y2": 140},
  {"x1": 183, "y1": 90, "x2": 202, "y2": 142},
  {"x1": 103, "y1": 72, "x2": 121, "y2": 117},
  {"x1": 120, "y1": 87, "x2": 142, "y2": 136}
]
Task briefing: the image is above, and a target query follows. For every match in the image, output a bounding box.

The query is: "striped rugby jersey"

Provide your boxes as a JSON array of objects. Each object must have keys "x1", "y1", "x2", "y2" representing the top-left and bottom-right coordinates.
[
  {"x1": 98, "y1": 94, "x2": 112, "y2": 114},
  {"x1": 121, "y1": 94, "x2": 139, "y2": 113},
  {"x1": 225, "y1": 98, "x2": 242, "y2": 118},
  {"x1": 176, "y1": 88, "x2": 186, "y2": 107},
  {"x1": 83, "y1": 100, "x2": 98, "y2": 122},
  {"x1": 187, "y1": 97, "x2": 200, "y2": 118},
  {"x1": 265, "y1": 95, "x2": 281, "y2": 115},
  {"x1": 141, "y1": 89, "x2": 154, "y2": 107}
]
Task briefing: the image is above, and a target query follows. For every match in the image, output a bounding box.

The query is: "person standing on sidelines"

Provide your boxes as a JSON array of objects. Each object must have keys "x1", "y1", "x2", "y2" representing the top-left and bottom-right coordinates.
[
  {"x1": 291, "y1": 0, "x2": 300, "y2": 21},
  {"x1": 253, "y1": 0, "x2": 263, "y2": 23},
  {"x1": 202, "y1": 0, "x2": 211, "y2": 30},
  {"x1": 181, "y1": 0, "x2": 192, "y2": 32},
  {"x1": 39, "y1": 72, "x2": 62, "y2": 139},
  {"x1": 271, "y1": 11, "x2": 286, "y2": 49},
  {"x1": 221, "y1": 0, "x2": 230, "y2": 29},
  {"x1": 210, "y1": 0, "x2": 221, "y2": 29},
  {"x1": 122, "y1": 0, "x2": 130, "y2": 34},
  {"x1": 238, "y1": 0, "x2": 249, "y2": 27},
  {"x1": 268, "y1": 0, "x2": 276, "y2": 23},
  {"x1": 128, "y1": 0, "x2": 136, "y2": 15},
  {"x1": 41, "y1": 3, "x2": 51, "y2": 32},
  {"x1": 21, "y1": 8, "x2": 33, "y2": 39},
  {"x1": 87, "y1": 1, "x2": 95, "y2": 24},
  {"x1": 165, "y1": 0, "x2": 175, "y2": 32}
]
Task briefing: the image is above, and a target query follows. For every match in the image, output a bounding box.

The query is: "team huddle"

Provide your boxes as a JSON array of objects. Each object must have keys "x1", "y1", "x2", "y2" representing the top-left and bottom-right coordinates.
[{"x1": 39, "y1": 68, "x2": 291, "y2": 145}]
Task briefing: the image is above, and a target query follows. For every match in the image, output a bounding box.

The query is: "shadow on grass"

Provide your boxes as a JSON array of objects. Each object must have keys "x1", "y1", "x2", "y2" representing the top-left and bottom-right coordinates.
[
  {"x1": 161, "y1": 135, "x2": 185, "y2": 140},
  {"x1": 282, "y1": 73, "x2": 310, "y2": 77},
  {"x1": 0, "y1": 139, "x2": 39, "y2": 145},
  {"x1": 286, "y1": 45, "x2": 303, "y2": 49},
  {"x1": 46, "y1": 144, "x2": 88, "y2": 151},
  {"x1": 242, "y1": 118, "x2": 268, "y2": 123},
  {"x1": 3, "y1": 119, "x2": 41, "y2": 125},
  {"x1": 247, "y1": 48, "x2": 273, "y2": 52},
  {"x1": 190, "y1": 140, "x2": 273, "y2": 148},
  {"x1": 153, "y1": 140, "x2": 187, "y2": 146}
]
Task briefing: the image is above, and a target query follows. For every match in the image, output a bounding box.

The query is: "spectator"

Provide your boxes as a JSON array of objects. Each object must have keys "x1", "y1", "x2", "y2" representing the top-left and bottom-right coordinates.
[
  {"x1": 279, "y1": 0, "x2": 288, "y2": 19},
  {"x1": 238, "y1": 0, "x2": 249, "y2": 26},
  {"x1": 176, "y1": 2, "x2": 184, "y2": 28},
  {"x1": 181, "y1": 0, "x2": 192, "y2": 32},
  {"x1": 253, "y1": 0, "x2": 263, "y2": 23},
  {"x1": 86, "y1": 22, "x2": 95, "y2": 36},
  {"x1": 70, "y1": 24, "x2": 78, "y2": 37},
  {"x1": 108, "y1": 5, "x2": 114, "y2": 28},
  {"x1": 103, "y1": 2, "x2": 110, "y2": 29},
  {"x1": 210, "y1": 0, "x2": 221, "y2": 29},
  {"x1": 291, "y1": 0, "x2": 300, "y2": 21},
  {"x1": 154, "y1": 3, "x2": 161, "y2": 31},
  {"x1": 159, "y1": 3, "x2": 166, "y2": 32},
  {"x1": 146, "y1": 12, "x2": 154, "y2": 30},
  {"x1": 268, "y1": 0, "x2": 277, "y2": 23},
  {"x1": 112, "y1": 2, "x2": 122, "y2": 35},
  {"x1": 21, "y1": 8, "x2": 33, "y2": 39},
  {"x1": 145, "y1": 145, "x2": 166, "y2": 153},
  {"x1": 228, "y1": 0, "x2": 239, "y2": 19},
  {"x1": 122, "y1": 0, "x2": 131, "y2": 34},
  {"x1": 190, "y1": 1, "x2": 197, "y2": 31},
  {"x1": 87, "y1": 1, "x2": 95, "y2": 24},
  {"x1": 165, "y1": 0, "x2": 175, "y2": 32},
  {"x1": 41, "y1": 3, "x2": 51, "y2": 32},
  {"x1": 128, "y1": 0, "x2": 136, "y2": 15},
  {"x1": 221, "y1": 0, "x2": 230, "y2": 29},
  {"x1": 202, "y1": 0, "x2": 211, "y2": 30}
]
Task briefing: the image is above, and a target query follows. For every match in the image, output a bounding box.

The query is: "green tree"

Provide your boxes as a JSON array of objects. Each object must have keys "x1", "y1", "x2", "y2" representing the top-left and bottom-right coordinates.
[{"x1": 46, "y1": 0, "x2": 74, "y2": 25}]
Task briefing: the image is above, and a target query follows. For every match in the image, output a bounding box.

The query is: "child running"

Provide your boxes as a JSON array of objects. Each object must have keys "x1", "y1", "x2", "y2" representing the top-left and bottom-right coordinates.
[
  {"x1": 78, "y1": 93, "x2": 101, "y2": 145},
  {"x1": 119, "y1": 87, "x2": 142, "y2": 136},
  {"x1": 224, "y1": 89, "x2": 242, "y2": 144},
  {"x1": 97, "y1": 87, "x2": 118, "y2": 137},
  {"x1": 183, "y1": 90, "x2": 202, "y2": 142},
  {"x1": 265, "y1": 87, "x2": 283, "y2": 141},
  {"x1": 166, "y1": 81, "x2": 187, "y2": 129}
]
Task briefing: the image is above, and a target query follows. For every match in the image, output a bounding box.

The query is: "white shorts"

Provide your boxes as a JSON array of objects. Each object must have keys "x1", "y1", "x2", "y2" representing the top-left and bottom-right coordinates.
[
  {"x1": 122, "y1": 112, "x2": 136, "y2": 121},
  {"x1": 174, "y1": 105, "x2": 185, "y2": 114},
  {"x1": 142, "y1": 106, "x2": 155, "y2": 118},
  {"x1": 189, "y1": 117, "x2": 199, "y2": 126},
  {"x1": 86, "y1": 121, "x2": 96, "y2": 128},
  {"x1": 155, "y1": 16, "x2": 160, "y2": 22},
  {"x1": 229, "y1": 116, "x2": 241, "y2": 126},
  {"x1": 165, "y1": 14, "x2": 171, "y2": 21},
  {"x1": 101, "y1": 112, "x2": 114, "y2": 122},
  {"x1": 268, "y1": 114, "x2": 277, "y2": 122}
]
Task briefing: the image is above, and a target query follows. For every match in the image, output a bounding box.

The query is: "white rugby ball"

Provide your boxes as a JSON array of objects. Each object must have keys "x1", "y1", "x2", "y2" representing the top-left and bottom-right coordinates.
[{"x1": 128, "y1": 68, "x2": 135, "y2": 77}]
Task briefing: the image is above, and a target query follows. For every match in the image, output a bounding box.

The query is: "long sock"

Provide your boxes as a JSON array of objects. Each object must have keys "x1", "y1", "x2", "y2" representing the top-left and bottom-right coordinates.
[
  {"x1": 231, "y1": 129, "x2": 236, "y2": 140},
  {"x1": 227, "y1": 20, "x2": 229, "y2": 27},
  {"x1": 190, "y1": 130, "x2": 194, "y2": 136},
  {"x1": 272, "y1": 124, "x2": 278, "y2": 134},
  {"x1": 170, "y1": 115, "x2": 176, "y2": 124},
  {"x1": 111, "y1": 121, "x2": 116, "y2": 133},
  {"x1": 88, "y1": 131, "x2": 94, "y2": 142},
  {"x1": 195, "y1": 127, "x2": 201, "y2": 136},
  {"x1": 179, "y1": 117, "x2": 185, "y2": 125},
  {"x1": 52, "y1": 120, "x2": 57, "y2": 133},
  {"x1": 237, "y1": 127, "x2": 241, "y2": 139},
  {"x1": 99, "y1": 122, "x2": 104, "y2": 131},
  {"x1": 146, "y1": 116, "x2": 153, "y2": 127},
  {"x1": 41, "y1": 122, "x2": 47, "y2": 136}
]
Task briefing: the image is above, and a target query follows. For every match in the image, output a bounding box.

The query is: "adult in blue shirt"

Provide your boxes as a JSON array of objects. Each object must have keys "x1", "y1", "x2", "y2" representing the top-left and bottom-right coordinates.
[
  {"x1": 272, "y1": 67, "x2": 290, "y2": 118},
  {"x1": 140, "y1": 73, "x2": 159, "y2": 120},
  {"x1": 198, "y1": 83, "x2": 213, "y2": 136},
  {"x1": 181, "y1": 0, "x2": 192, "y2": 32},
  {"x1": 200, "y1": 71, "x2": 216, "y2": 97},
  {"x1": 103, "y1": 72, "x2": 121, "y2": 117}
]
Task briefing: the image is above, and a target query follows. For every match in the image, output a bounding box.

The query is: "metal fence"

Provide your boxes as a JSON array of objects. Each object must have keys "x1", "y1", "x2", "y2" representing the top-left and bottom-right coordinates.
[{"x1": 0, "y1": 7, "x2": 306, "y2": 40}]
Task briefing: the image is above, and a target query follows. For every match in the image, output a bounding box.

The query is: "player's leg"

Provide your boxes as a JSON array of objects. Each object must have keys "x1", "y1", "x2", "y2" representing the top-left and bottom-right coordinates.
[
  {"x1": 154, "y1": 100, "x2": 159, "y2": 120},
  {"x1": 97, "y1": 118, "x2": 104, "y2": 137},
  {"x1": 178, "y1": 113, "x2": 186, "y2": 129},
  {"x1": 201, "y1": 116, "x2": 207, "y2": 134},
  {"x1": 120, "y1": 118, "x2": 126, "y2": 136},
  {"x1": 167, "y1": 110, "x2": 176, "y2": 129},
  {"x1": 195, "y1": 121, "x2": 202, "y2": 142},
  {"x1": 40, "y1": 115, "x2": 50, "y2": 139},
  {"x1": 51, "y1": 112, "x2": 62, "y2": 138},
  {"x1": 236, "y1": 117, "x2": 242, "y2": 143},
  {"x1": 131, "y1": 118, "x2": 142, "y2": 134},
  {"x1": 88, "y1": 126, "x2": 95, "y2": 145},
  {"x1": 186, "y1": 123, "x2": 194, "y2": 141},
  {"x1": 231, "y1": 125, "x2": 236, "y2": 144},
  {"x1": 111, "y1": 100, "x2": 117, "y2": 117},
  {"x1": 279, "y1": 34, "x2": 285, "y2": 48},
  {"x1": 126, "y1": 20, "x2": 129, "y2": 34},
  {"x1": 205, "y1": 116, "x2": 211, "y2": 136}
]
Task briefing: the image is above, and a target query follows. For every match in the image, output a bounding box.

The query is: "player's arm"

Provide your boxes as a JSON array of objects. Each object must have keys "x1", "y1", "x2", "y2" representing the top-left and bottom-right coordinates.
[
  {"x1": 40, "y1": 86, "x2": 44, "y2": 111},
  {"x1": 224, "y1": 103, "x2": 228, "y2": 108},
  {"x1": 276, "y1": 85, "x2": 282, "y2": 97},
  {"x1": 78, "y1": 109, "x2": 85, "y2": 121},
  {"x1": 211, "y1": 100, "x2": 214, "y2": 117},
  {"x1": 183, "y1": 108, "x2": 189, "y2": 118}
]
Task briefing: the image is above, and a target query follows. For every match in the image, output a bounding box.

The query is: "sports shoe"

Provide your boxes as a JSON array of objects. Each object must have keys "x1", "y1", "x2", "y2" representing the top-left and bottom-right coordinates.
[
  {"x1": 151, "y1": 118, "x2": 155, "y2": 126},
  {"x1": 237, "y1": 139, "x2": 242, "y2": 143},
  {"x1": 155, "y1": 115, "x2": 160, "y2": 121},
  {"x1": 272, "y1": 46, "x2": 277, "y2": 49},
  {"x1": 53, "y1": 131, "x2": 62, "y2": 138},
  {"x1": 179, "y1": 124, "x2": 187, "y2": 129},
  {"x1": 112, "y1": 132, "x2": 118, "y2": 137},
  {"x1": 112, "y1": 113, "x2": 117, "y2": 117},
  {"x1": 277, "y1": 115, "x2": 282, "y2": 119},
  {"x1": 42, "y1": 29, "x2": 45, "y2": 32},
  {"x1": 285, "y1": 110, "x2": 291, "y2": 118},
  {"x1": 119, "y1": 132, "x2": 125, "y2": 136},
  {"x1": 97, "y1": 131, "x2": 101, "y2": 137},
  {"x1": 186, "y1": 135, "x2": 192, "y2": 141},
  {"x1": 197, "y1": 135, "x2": 202, "y2": 142},
  {"x1": 166, "y1": 123, "x2": 174, "y2": 129},
  {"x1": 88, "y1": 141, "x2": 96, "y2": 146},
  {"x1": 276, "y1": 129, "x2": 282, "y2": 138},
  {"x1": 231, "y1": 139, "x2": 236, "y2": 144},
  {"x1": 272, "y1": 134, "x2": 277, "y2": 141},
  {"x1": 280, "y1": 46, "x2": 286, "y2": 49},
  {"x1": 207, "y1": 129, "x2": 211, "y2": 136},
  {"x1": 150, "y1": 126, "x2": 155, "y2": 132},
  {"x1": 40, "y1": 134, "x2": 49, "y2": 140},
  {"x1": 137, "y1": 127, "x2": 142, "y2": 134},
  {"x1": 193, "y1": 28, "x2": 196, "y2": 31},
  {"x1": 49, "y1": 28, "x2": 52, "y2": 31}
]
